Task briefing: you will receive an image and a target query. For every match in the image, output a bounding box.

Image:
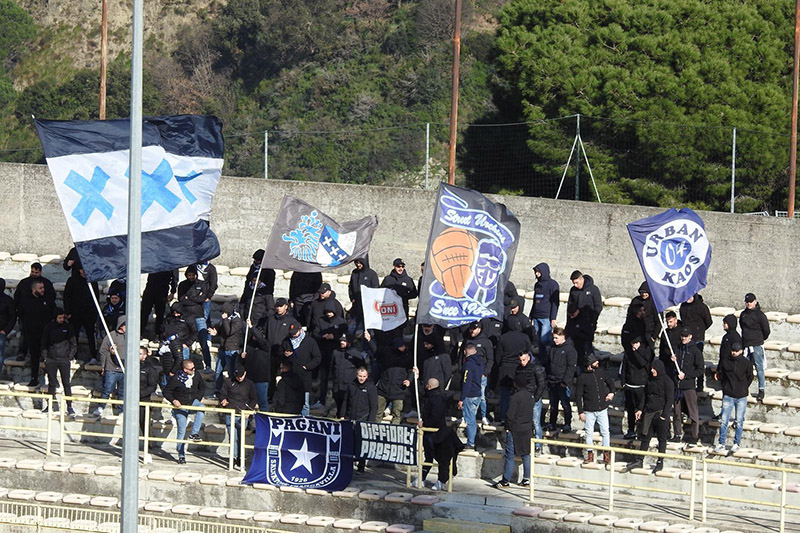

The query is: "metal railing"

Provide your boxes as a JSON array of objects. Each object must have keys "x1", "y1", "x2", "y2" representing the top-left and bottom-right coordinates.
[
  {"x1": 0, "y1": 500, "x2": 292, "y2": 532},
  {"x1": 531, "y1": 438, "x2": 800, "y2": 531},
  {"x1": 404, "y1": 426, "x2": 454, "y2": 492},
  {"x1": 0, "y1": 391, "x2": 54, "y2": 456}
]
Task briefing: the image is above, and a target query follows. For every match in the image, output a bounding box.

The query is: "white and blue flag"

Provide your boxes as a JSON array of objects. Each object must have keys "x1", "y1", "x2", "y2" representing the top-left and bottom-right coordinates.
[
  {"x1": 627, "y1": 208, "x2": 712, "y2": 313},
  {"x1": 35, "y1": 115, "x2": 224, "y2": 282},
  {"x1": 261, "y1": 196, "x2": 378, "y2": 272}
]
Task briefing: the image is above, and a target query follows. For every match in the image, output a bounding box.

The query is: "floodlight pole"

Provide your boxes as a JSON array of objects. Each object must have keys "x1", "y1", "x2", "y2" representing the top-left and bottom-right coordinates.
[
  {"x1": 447, "y1": 0, "x2": 462, "y2": 185},
  {"x1": 120, "y1": 0, "x2": 143, "y2": 531},
  {"x1": 99, "y1": 0, "x2": 108, "y2": 119}
]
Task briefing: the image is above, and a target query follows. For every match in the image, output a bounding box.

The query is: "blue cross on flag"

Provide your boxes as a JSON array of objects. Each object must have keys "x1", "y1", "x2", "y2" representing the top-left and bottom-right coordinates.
[
  {"x1": 627, "y1": 208, "x2": 712, "y2": 313},
  {"x1": 35, "y1": 115, "x2": 224, "y2": 281}
]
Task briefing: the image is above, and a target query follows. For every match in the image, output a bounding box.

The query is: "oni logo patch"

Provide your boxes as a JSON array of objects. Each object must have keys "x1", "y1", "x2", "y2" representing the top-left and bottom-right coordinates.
[
  {"x1": 643, "y1": 219, "x2": 709, "y2": 288},
  {"x1": 264, "y1": 416, "x2": 351, "y2": 489}
]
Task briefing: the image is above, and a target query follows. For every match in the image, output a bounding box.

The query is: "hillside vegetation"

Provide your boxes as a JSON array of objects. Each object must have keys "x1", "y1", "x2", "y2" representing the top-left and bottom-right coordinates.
[{"x1": 0, "y1": 0, "x2": 797, "y2": 212}]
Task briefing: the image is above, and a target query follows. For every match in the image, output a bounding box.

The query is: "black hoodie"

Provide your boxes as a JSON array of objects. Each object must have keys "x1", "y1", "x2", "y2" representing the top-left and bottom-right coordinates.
[
  {"x1": 639, "y1": 359, "x2": 674, "y2": 418},
  {"x1": 381, "y1": 269, "x2": 418, "y2": 318},
  {"x1": 313, "y1": 301, "x2": 348, "y2": 356},
  {"x1": 0, "y1": 279, "x2": 16, "y2": 334},
  {"x1": 566, "y1": 274, "x2": 602, "y2": 341},
  {"x1": 213, "y1": 301, "x2": 244, "y2": 352},
  {"x1": 530, "y1": 263, "x2": 560, "y2": 321},
  {"x1": 626, "y1": 282, "x2": 659, "y2": 341},
  {"x1": 331, "y1": 343, "x2": 365, "y2": 393},
  {"x1": 623, "y1": 341, "x2": 652, "y2": 387},
  {"x1": 63, "y1": 276, "x2": 100, "y2": 320},
  {"x1": 239, "y1": 279, "x2": 275, "y2": 330},
  {"x1": 740, "y1": 303, "x2": 770, "y2": 347},
  {"x1": 718, "y1": 351, "x2": 754, "y2": 399},
  {"x1": 348, "y1": 256, "x2": 379, "y2": 309},
  {"x1": 309, "y1": 292, "x2": 344, "y2": 333},
  {"x1": 719, "y1": 314, "x2": 742, "y2": 363},
  {"x1": 496, "y1": 315, "x2": 532, "y2": 383},
  {"x1": 668, "y1": 340, "x2": 704, "y2": 390},
  {"x1": 41, "y1": 319, "x2": 77, "y2": 361},
  {"x1": 679, "y1": 294, "x2": 712, "y2": 343}
]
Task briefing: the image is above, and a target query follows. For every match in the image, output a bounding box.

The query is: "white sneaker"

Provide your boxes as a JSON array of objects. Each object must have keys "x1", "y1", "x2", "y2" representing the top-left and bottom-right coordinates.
[
  {"x1": 93, "y1": 407, "x2": 104, "y2": 417},
  {"x1": 454, "y1": 417, "x2": 464, "y2": 427},
  {"x1": 431, "y1": 480, "x2": 444, "y2": 491},
  {"x1": 143, "y1": 453, "x2": 153, "y2": 464},
  {"x1": 481, "y1": 417, "x2": 490, "y2": 426},
  {"x1": 713, "y1": 444, "x2": 726, "y2": 453},
  {"x1": 730, "y1": 444, "x2": 740, "y2": 453}
]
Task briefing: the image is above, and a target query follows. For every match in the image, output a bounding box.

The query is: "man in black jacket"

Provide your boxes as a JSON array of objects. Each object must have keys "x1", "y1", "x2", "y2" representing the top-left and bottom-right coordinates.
[
  {"x1": 658, "y1": 311, "x2": 682, "y2": 365},
  {"x1": 241, "y1": 319, "x2": 272, "y2": 411},
  {"x1": 160, "y1": 302, "x2": 196, "y2": 382},
  {"x1": 348, "y1": 257, "x2": 379, "y2": 333},
  {"x1": 17, "y1": 279, "x2": 55, "y2": 386},
  {"x1": 627, "y1": 282, "x2": 659, "y2": 345},
  {"x1": 41, "y1": 308, "x2": 77, "y2": 415},
  {"x1": 622, "y1": 337, "x2": 652, "y2": 439},
  {"x1": 208, "y1": 301, "x2": 244, "y2": 398},
  {"x1": 544, "y1": 327, "x2": 577, "y2": 432},
  {"x1": 516, "y1": 351, "x2": 546, "y2": 452},
  {"x1": 139, "y1": 346, "x2": 161, "y2": 463},
  {"x1": 265, "y1": 298, "x2": 292, "y2": 399},
  {"x1": 530, "y1": 262, "x2": 559, "y2": 363},
  {"x1": 740, "y1": 293, "x2": 770, "y2": 401},
  {"x1": 221, "y1": 366, "x2": 258, "y2": 467},
  {"x1": 178, "y1": 266, "x2": 211, "y2": 370},
  {"x1": 416, "y1": 338, "x2": 452, "y2": 397},
  {"x1": 376, "y1": 337, "x2": 412, "y2": 423},
  {"x1": 495, "y1": 374, "x2": 533, "y2": 488},
  {"x1": 63, "y1": 267, "x2": 100, "y2": 363},
  {"x1": 496, "y1": 315, "x2": 532, "y2": 423},
  {"x1": 308, "y1": 283, "x2": 345, "y2": 334},
  {"x1": 575, "y1": 353, "x2": 615, "y2": 464},
  {"x1": 140, "y1": 270, "x2": 178, "y2": 338},
  {"x1": 566, "y1": 271, "x2": 603, "y2": 368},
  {"x1": 242, "y1": 249, "x2": 275, "y2": 300},
  {"x1": 0, "y1": 278, "x2": 16, "y2": 377},
  {"x1": 289, "y1": 271, "x2": 322, "y2": 327},
  {"x1": 381, "y1": 258, "x2": 418, "y2": 321},
  {"x1": 273, "y1": 360, "x2": 305, "y2": 415},
  {"x1": 240, "y1": 271, "x2": 275, "y2": 331},
  {"x1": 344, "y1": 366, "x2": 379, "y2": 473},
  {"x1": 460, "y1": 322, "x2": 494, "y2": 425},
  {"x1": 680, "y1": 293, "x2": 712, "y2": 392},
  {"x1": 331, "y1": 334, "x2": 365, "y2": 417},
  {"x1": 285, "y1": 322, "x2": 322, "y2": 416},
  {"x1": 417, "y1": 377, "x2": 450, "y2": 489},
  {"x1": 163, "y1": 359, "x2": 206, "y2": 464},
  {"x1": 668, "y1": 329, "x2": 704, "y2": 444},
  {"x1": 713, "y1": 342, "x2": 753, "y2": 454},
  {"x1": 311, "y1": 300, "x2": 347, "y2": 410},
  {"x1": 630, "y1": 358, "x2": 674, "y2": 473}
]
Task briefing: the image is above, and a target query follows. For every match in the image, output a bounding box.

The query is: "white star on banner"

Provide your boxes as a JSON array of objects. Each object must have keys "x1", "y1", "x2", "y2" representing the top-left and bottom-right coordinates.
[{"x1": 288, "y1": 438, "x2": 319, "y2": 473}]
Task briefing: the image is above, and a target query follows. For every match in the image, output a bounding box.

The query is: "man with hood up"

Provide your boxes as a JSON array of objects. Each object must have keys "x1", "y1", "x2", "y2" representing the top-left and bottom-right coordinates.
[
  {"x1": 496, "y1": 315, "x2": 532, "y2": 423},
  {"x1": 96, "y1": 315, "x2": 127, "y2": 416},
  {"x1": 311, "y1": 299, "x2": 348, "y2": 409},
  {"x1": 289, "y1": 271, "x2": 323, "y2": 327},
  {"x1": 331, "y1": 333, "x2": 365, "y2": 417},
  {"x1": 208, "y1": 301, "x2": 243, "y2": 398},
  {"x1": 739, "y1": 293, "x2": 770, "y2": 402},
  {"x1": 242, "y1": 249, "x2": 275, "y2": 300},
  {"x1": 348, "y1": 256, "x2": 379, "y2": 332},
  {"x1": 161, "y1": 302, "x2": 196, "y2": 381},
  {"x1": 679, "y1": 293, "x2": 712, "y2": 356},
  {"x1": 629, "y1": 358, "x2": 674, "y2": 474},
  {"x1": 381, "y1": 258, "x2": 418, "y2": 321},
  {"x1": 621, "y1": 336, "x2": 652, "y2": 439},
  {"x1": 101, "y1": 285, "x2": 126, "y2": 332},
  {"x1": 576, "y1": 353, "x2": 615, "y2": 464},
  {"x1": 0, "y1": 278, "x2": 16, "y2": 376},
  {"x1": 239, "y1": 270, "x2": 275, "y2": 331},
  {"x1": 566, "y1": 270, "x2": 602, "y2": 368},
  {"x1": 375, "y1": 336, "x2": 413, "y2": 424},
  {"x1": 627, "y1": 282, "x2": 659, "y2": 345},
  {"x1": 529, "y1": 263, "x2": 559, "y2": 364}
]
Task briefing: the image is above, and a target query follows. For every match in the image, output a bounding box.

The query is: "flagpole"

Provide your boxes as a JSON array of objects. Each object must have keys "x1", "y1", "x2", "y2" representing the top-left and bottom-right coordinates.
[
  {"x1": 656, "y1": 312, "x2": 681, "y2": 374},
  {"x1": 121, "y1": 0, "x2": 143, "y2": 530},
  {"x1": 87, "y1": 282, "x2": 122, "y2": 372},
  {"x1": 242, "y1": 265, "x2": 263, "y2": 354},
  {"x1": 412, "y1": 320, "x2": 422, "y2": 490}
]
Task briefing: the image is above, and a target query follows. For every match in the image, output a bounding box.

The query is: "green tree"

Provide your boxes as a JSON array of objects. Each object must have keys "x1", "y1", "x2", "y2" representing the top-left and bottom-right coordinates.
[
  {"x1": 0, "y1": 0, "x2": 36, "y2": 62},
  {"x1": 489, "y1": 0, "x2": 795, "y2": 211}
]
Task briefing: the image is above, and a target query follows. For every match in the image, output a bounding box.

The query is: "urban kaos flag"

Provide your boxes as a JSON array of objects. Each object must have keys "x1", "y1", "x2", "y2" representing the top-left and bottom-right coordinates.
[
  {"x1": 34, "y1": 115, "x2": 223, "y2": 282},
  {"x1": 261, "y1": 196, "x2": 378, "y2": 272},
  {"x1": 417, "y1": 183, "x2": 521, "y2": 328},
  {"x1": 627, "y1": 208, "x2": 712, "y2": 313},
  {"x1": 242, "y1": 414, "x2": 353, "y2": 491},
  {"x1": 360, "y1": 286, "x2": 407, "y2": 331}
]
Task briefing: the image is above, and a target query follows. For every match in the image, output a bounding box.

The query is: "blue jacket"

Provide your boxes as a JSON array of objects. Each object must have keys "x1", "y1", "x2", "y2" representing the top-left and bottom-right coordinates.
[
  {"x1": 530, "y1": 263, "x2": 559, "y2": 321},
  {"x1": 460, "y1": 355, "x2": 485, "y2": 400}
]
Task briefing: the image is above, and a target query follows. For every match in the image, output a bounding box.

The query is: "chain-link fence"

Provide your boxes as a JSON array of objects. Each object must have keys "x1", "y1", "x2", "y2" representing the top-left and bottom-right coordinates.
[{"x1": 229, "y1": 114, "x2": 793, "y2": 214}]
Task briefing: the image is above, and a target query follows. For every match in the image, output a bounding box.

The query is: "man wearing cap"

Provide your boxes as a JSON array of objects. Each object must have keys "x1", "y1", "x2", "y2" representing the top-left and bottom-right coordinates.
[
  {"x1": 460, "y1": 321, "x2": 495, "y2": 425},
  {"x1": 529, "y1": 263, "x2": 559, "y2": 363},
  {"x1": 494, "y1": 373, "x2": 533, "y2": 487},
  {"x1": 308, "y1": 282, "x2": 344, "y2": 335},
  {"x1": 96, "y1": 315, "x2": 128, "y2": 416},
  {"x1": 668, "y1": 328, "x2": 704, "y2": 444},
  {"x1": 575, "y1": 353, "x2": 615, "y2": 464},
  {"x1": 505, "y1": 300, "x2": 533, "y2": 340},
  {"x1": 739, "y1": 293, "x2": 770, "y2": 402},
  {"x1": 220, "y1": 366, "x2": 258, "y2": 467},
  {"x1": 459, "y1": 343, "x2": 485, "y2": 450},
  {"x1": 714, "y1": 342, "x2": 753, "y2": 454},
  {"x1": 381, "y1": 258, "x2": 418, "y2": 321},
  {"x1": 266, "y1": 298, "x2": 293, "y2": 400},
  {"x1": 331, "y1": 333, "x2": 365, "y2": 417}
]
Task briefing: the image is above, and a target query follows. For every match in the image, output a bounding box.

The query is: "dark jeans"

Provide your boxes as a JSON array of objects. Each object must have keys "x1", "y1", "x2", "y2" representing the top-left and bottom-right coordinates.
[
  {"x1": 546, "y1": 383, "x2": 571, "y2": 427},
  {"x1": 624, "y1": 386, "x2": 645, "y2": 434},
  {"x1": 24, "y1": 329, "x2": 42, "y2": 381},
  {"x1": 141, "y1": 290, "x2": 168, "y2": 336},
  {"x1": 498, "y1": 385, "x2": 513, "y2": 422},
  {"x1": 72, "y1": 315, "x2": 97, "y2": 361},
  {"x1": 45, "y1": 359, "x2": 72, "y2": 405},
  {"x1": 317, "y1": 351, "x2": 332, "y2": 404},
  {"x1": 639, "y1": 411, "x2": 669, "y2": 455},
  {"x1": 333, "y1": 390, "x2": 347, "y2": 418}
]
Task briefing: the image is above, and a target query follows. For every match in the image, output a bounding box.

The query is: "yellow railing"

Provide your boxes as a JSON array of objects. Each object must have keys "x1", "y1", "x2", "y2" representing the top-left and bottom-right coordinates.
[
  {"x1": 531, "y1": 438, "x2": 800, "y2": 531},
  {"x1": 404, "y1": 426, "x2": 453, "y2": 492},
  {"x1": 0, "y1": 390, "x2": 55, "y2": 456}
]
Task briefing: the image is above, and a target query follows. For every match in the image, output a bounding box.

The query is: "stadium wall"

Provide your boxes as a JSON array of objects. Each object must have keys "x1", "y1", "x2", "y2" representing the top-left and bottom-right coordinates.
[{"x1": 0, "y1": 162, "x2": 795, "y2": 312}]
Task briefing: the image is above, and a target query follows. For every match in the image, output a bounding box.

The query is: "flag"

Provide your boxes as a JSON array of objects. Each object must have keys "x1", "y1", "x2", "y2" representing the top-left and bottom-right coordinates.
[
  {"x1": 627, "y1": 208, "x2": 712, "y2": 313},
  {"x1": 34, "y1": 115, "x2": 223, "y2": 282},
  {"x1": 242, "y1": 414, "x2": 353, "y2": 492},
  {"x1": 417, "y1": 183, "x2": 521, "y2": 328},
  {"x1": 361, "y1": 286, "x2": 407, "y2": 331},
  {"x1": 354, "y1": 422, "x2": 417, "y2": 465},
  {"x1": 261, "y1": 196, "x2": 378, "y2": 272}
]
